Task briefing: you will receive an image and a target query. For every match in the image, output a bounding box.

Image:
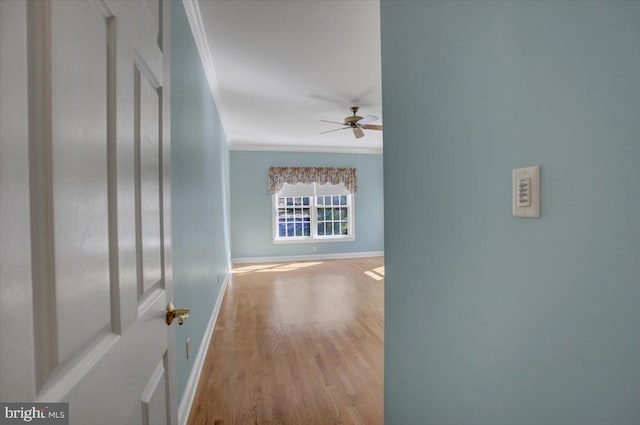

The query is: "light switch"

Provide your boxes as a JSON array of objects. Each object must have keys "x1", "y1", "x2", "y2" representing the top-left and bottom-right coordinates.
[
  {"x1": 513, "y1": 166, "x2": 540, "y2": 218},
  {"x1": 517, "y1": 177, "x2": 531, "y2": 207}
]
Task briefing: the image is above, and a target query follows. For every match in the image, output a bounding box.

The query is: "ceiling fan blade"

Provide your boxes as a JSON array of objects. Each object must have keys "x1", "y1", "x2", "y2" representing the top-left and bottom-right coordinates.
[
  {"x1": 320, "y1": 119, "x2": 347, "y2": 126},
  {"x1": 319, "y1": 127, "x2": 351, "y2": 135},
  {"x1": 361, "y1": 124, "x2": 383, "y2": 131},
  {"x1": 353, "y1": 126, "x2": 365, "y2": 139},
  {"x1": 357, "y1": 115, "x2": 379, "y2": 126}
]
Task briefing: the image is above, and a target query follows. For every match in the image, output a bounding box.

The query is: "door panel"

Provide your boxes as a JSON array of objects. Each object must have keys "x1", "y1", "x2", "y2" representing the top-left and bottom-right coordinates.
[
  {"x1": 51, "y1": 0, "x2": 111, "y2": 366},
  {"x1": 136, "y1": 66, "x2": 163, "y2": 296},
  {"x1": 0, "y1": 0, "x2": 176, "y2": 423},
  {"x1": 141, "y1": 361, "x2": 168, "y2": 425},
  {"x1": 62, "y1": 293, "x2": 168, "y2": 424}
]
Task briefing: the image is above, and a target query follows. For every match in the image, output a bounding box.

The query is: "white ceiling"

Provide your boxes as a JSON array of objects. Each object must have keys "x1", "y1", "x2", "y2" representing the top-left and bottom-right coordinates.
[{"x1": 191, "y1": 0, "x2": 382, "y2": 154}]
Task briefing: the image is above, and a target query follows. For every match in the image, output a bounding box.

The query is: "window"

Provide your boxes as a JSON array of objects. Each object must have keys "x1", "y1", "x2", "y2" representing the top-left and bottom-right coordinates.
[
  {"x1": 316, "y1": 195, "x2": 349, "y2": 237},
  {"x1": 275, "y1": 196, "x2": 312, "y2": 238},
  {"x1": 273, "y1": 183, "x2": 354, "y2": 243}
]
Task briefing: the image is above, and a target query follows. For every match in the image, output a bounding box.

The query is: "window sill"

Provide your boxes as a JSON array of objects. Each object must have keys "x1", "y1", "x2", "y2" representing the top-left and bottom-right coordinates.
[{"x1": 273, "y1": 236, "x2": 355, "y2": 245}]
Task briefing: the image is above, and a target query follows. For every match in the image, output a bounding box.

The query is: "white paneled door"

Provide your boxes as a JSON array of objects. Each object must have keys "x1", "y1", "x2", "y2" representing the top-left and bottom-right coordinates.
[{"x1": 0, "y1": 0, "x2": 177, "y2": 424}]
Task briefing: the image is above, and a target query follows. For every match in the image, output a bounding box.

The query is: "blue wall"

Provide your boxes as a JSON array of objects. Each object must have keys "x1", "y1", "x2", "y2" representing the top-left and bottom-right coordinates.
[
  {"x1": 170, "y1": 0, "x2": 230, "y2": 403},
  {"x1": 381, "y1": 1, "x2": 640, "y2": 424},
  {"x1": 230, "y1": 151, "x2": 384, "y2": 259}
]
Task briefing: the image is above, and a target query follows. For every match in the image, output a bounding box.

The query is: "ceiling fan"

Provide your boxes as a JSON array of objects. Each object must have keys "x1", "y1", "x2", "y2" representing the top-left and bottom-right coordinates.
[{"x1": 320, "y1": 106, "x2": 383, "y2": 139}]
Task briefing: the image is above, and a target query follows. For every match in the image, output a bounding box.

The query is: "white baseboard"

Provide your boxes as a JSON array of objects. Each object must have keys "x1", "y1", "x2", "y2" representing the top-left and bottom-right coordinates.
[
  {"x1": 232, "y1": 251, "x2": 384, "y2": 264},
  {"x1": 178, "y1": 272, "x2": 231, "y2": 425}
]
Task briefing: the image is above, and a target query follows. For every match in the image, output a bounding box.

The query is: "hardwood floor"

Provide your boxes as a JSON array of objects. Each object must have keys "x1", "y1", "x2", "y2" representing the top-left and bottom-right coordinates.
[{"x1": 187, "y1": 257, "x2": 384, "y2": 425}]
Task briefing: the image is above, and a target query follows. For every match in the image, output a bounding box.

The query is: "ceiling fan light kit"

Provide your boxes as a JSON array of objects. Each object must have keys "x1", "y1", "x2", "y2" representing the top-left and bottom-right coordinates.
[{"x1": 320, "y1": 106, "x2": 383, "y2": 139}]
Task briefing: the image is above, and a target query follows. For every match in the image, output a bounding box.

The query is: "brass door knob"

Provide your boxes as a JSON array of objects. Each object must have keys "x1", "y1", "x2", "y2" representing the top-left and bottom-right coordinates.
[{"x1": 166, "y1": 302, "x2": 190, "y2": 325}]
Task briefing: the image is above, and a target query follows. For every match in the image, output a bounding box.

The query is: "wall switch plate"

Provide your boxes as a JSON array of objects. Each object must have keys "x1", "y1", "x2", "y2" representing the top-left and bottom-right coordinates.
[{"x1": 513, "y1": 166, "x2": 540, "y2": 218}]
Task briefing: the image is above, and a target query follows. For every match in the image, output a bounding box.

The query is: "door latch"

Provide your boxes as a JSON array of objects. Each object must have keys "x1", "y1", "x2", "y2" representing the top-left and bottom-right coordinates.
[{"x1": 166, "y1": 303, "x2": 190, "y2": 326}]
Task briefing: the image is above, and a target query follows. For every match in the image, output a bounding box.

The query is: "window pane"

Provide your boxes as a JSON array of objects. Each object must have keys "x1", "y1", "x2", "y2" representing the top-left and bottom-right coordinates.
[{"x1": 276, "y1": 193, "x2": 351, "y2": 240}]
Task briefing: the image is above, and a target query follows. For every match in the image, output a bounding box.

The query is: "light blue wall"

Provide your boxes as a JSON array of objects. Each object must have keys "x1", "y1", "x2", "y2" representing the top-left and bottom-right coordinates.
[
  {"x1": 381, "y1": 1, "x2": 640, "y2": 424},
  {"x1": 170, "y1": 0, "x2": 230, "y2": 402},
  {"x1": 230, "y1": 151, "x2": 383, "y2": 259}
]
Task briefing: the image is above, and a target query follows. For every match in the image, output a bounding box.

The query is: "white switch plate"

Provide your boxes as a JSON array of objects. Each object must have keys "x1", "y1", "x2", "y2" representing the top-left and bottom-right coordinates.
[{"x1": 512, "y1": 166, "x2": 540, "y2": 218}]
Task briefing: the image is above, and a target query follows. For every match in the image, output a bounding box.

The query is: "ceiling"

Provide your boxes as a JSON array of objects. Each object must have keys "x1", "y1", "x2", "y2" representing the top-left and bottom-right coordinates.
[{"x1": 190, "y1": 0, "x2": 383, "y2": 154}]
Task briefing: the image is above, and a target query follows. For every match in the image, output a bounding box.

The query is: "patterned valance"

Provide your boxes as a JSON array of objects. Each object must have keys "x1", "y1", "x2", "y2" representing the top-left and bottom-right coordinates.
[{"x1": 268, "y1": 167, "x2": 358, "y2": 195}]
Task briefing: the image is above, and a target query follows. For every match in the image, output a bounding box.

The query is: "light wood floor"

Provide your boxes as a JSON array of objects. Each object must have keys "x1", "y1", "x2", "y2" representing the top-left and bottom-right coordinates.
[{"x1": 187, "y1": 257, "x2": 384, "y2": 425}]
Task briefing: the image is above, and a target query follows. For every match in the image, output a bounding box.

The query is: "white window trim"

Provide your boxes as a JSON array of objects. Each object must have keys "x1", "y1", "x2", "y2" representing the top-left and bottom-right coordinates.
[{"x1": 272, "y1": 183, "x2": 355, "y2": 244}]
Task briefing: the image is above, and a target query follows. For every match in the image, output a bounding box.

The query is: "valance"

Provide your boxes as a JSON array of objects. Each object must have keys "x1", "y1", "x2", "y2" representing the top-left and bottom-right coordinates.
[{"x1": 268, "y1": 167, "x2": 357, "y2": 195}]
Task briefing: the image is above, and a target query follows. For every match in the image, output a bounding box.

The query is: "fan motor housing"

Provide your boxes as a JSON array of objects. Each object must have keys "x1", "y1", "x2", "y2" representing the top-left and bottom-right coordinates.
[{"x1": 344, "y1": 115, "x2": 363, "y2": 124}]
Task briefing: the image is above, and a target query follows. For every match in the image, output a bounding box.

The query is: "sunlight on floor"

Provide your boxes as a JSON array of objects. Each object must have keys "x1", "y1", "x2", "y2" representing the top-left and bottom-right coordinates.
[
  {"x1": 232, "y1": 261, "x2": 324, "y2": 274},
  {"x1": 365, "y1": 265, "x2": 385, "y2": 281},
  {"x1": 232, "y1": 264, "x2": 283, "y2": 275},
  {"x1": 257, "y1": 261, "x2": 323, "y2": 272}
]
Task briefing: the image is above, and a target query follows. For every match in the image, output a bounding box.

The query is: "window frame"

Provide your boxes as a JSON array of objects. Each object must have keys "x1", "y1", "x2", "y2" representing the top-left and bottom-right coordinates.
[{"x1": 272, "y1": 183, "x2": 355, "y2": 244}]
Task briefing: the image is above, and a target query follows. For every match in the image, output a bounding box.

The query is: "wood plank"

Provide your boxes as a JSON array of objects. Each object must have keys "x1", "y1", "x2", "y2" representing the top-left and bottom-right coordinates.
[{"x1": 188, "y1": 257, "x2": 384, "y2": 425}]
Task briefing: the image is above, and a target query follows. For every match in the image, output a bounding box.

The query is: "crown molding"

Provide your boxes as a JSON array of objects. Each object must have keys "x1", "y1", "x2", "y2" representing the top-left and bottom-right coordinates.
[
  {"x1": 229, "y1": 141, "x2": 383, "y2": 155},
  {"x1": 182, "y1": 0, "x2": 230, "y2": 145}
]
